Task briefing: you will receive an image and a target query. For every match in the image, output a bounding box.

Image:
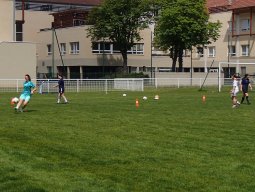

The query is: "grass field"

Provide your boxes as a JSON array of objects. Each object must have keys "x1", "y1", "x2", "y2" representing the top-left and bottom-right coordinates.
[{"x1": 1, "y1": 88, "x2": 255, "y2": 192}]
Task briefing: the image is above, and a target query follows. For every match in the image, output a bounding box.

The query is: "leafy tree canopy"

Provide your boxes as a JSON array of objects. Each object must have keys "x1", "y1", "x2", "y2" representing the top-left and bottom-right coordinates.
[
  {"x1": 87, "y1": 0, "x2": 152, "y2": 73},
  {"x1": 155, "y1": 0, "x2": 221, "y2": 50}
]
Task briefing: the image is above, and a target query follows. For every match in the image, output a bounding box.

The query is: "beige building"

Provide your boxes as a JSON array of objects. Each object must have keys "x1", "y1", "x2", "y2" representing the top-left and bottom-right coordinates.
[
  {"x1": 0, "y1": 0, "x2": 36, "y2": 79},
  {"x1": 11, "y1": 0, "x2": 255, "y2": 79},
  {"x1": 15, "y1": 1, "x2": 151, "y2": 79}
]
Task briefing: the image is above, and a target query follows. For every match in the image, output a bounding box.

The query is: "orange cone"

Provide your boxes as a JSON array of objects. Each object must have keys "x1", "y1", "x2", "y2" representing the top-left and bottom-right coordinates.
[
  {"x1": 202, "y1": 95, "x2": 206, "y2": 103},
  {"x1": 136, "y1": 98, "x2": 139, "y2": 108}
]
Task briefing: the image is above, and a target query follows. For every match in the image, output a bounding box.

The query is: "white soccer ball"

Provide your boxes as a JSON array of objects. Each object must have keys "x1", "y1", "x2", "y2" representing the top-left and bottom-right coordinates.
[
  {"x1": 11, "y1": 97, "x2": 19, "y2": 104},
  {"x1": 122, "y1": 93, "x2": 127, "y2": 97},
  {"x1": 143, "y1": 96, "x2": 147, "y2": 100}
]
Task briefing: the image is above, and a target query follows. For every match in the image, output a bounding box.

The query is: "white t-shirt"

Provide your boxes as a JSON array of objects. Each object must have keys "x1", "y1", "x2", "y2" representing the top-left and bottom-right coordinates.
[{"x1": 232, "y1": 79, "x2": 239, "y2": 92}]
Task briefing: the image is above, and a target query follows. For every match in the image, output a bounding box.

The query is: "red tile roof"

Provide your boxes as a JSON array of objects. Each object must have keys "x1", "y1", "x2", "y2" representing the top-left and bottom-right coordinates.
[
  {"x1": 230, "y1": 0, "x2": 255, "y2": 9},
  {"x1": 207, "y1": 0, "x2": 231, "y2": 8},
  {"x1": 25, "y1": 0, "x2": 102, "y2": 6}
]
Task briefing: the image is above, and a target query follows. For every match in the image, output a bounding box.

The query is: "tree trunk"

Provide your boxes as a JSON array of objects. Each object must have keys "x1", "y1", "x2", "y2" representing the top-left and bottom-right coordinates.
[
  {"x1": 171, "y1": 47, "x2": 178, "y2": 72},
  {"x1": 178, "y1": 49, "x2": 183, "y2": 72},
  {"x1": 121, "y1": 51, "x2": 129, "y2": 74}
]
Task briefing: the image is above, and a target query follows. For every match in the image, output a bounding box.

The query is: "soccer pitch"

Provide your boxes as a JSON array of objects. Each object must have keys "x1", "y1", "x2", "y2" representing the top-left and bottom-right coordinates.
[{"x1": 1, "y1": 88, "x2": 255, "y2": 191}]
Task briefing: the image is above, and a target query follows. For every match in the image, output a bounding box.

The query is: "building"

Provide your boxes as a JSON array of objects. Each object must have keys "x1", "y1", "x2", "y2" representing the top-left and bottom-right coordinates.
[
  {"x1": 15, "y1": 0, "x2": 151, "y2": 79},
  {"x1": 192, "y1": 0, "x2": 255, "y2": 77},
  {"x1": 11, "y1": 0, "x2": 255, "y2": 79},
  {"x1": 0, "y1": 0, "x2": 36, "y2": 79}
]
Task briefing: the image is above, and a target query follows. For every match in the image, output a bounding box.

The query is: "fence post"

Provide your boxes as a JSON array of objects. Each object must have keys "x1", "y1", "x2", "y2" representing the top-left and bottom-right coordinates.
[
  {"x1": 47, "y1": 79, "x2": 50, "y2": 93},
  {"x1": 178, "y1": 78, "x2": 180, "y2": 88},
  {"x1": 142, "y1": 79, "x2": 144, "y2": 92},
  {"x1": 77, "y1": 79, "x2": 79, "y2": 93},
  {"x1": 155, "y1": 78, "x2": 158, "y2": 89},
  {"x1": 16, "y1": 79, "x2": 19, "y2": 93},
  {"x1": 105, "y1": 79, "x2": 108, "y2": 94}
]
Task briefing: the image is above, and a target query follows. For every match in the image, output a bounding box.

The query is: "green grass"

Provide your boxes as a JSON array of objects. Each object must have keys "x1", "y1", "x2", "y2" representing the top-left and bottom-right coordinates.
[{"x1": 1, "y1": 88, "x2": 255, "y2": 191}]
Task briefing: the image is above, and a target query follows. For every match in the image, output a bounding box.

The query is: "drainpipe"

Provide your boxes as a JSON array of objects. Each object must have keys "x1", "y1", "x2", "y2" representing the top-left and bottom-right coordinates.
[{"x1": 22, "y1": 0, "x2": 25, "y2": 23}]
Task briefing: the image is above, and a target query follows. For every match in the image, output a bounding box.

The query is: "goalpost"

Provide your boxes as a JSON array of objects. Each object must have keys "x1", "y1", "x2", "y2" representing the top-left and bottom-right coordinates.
[{"x1": 218, "y1": 62, "x2": 255, "y2": 92}]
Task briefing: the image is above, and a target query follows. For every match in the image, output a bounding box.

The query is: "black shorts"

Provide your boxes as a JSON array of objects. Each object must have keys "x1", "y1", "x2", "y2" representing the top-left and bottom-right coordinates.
[
  {"x1": 59, "y1": 87, "x2": 65, "y2": 94},
  {"x1": 242, "y1": 88, "x2": 248, "y2": 94}
]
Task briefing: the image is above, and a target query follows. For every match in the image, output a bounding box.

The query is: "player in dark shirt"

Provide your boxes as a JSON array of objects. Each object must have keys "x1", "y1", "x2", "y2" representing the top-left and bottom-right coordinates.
[
  {"x1": 55, "y1": 74, "x2": 68, "y2": 104},
  {"x1": 240, "y1": 74, "x2": 252, "y2": 104}
]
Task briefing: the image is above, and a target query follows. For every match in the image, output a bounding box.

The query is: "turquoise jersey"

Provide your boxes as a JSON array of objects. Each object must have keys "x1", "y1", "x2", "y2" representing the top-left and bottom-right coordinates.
[{"x1": 22, "y1": 81, "x2": 35, "y2": 96}]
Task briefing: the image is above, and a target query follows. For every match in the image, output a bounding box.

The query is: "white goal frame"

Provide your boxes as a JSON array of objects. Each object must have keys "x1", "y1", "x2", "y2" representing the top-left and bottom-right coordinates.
[{"x1": 218, "y1": 62, "x2": 255, "y2": 92}]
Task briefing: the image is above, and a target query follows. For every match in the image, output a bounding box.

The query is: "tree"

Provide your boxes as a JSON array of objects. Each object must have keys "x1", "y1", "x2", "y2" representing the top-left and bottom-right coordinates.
[
  {"x1": 154, "y1": 0, "x2": 221, "y2": 72},
  {"x1": 87, "y1": 0, "x2": 151, "y2": 73}
]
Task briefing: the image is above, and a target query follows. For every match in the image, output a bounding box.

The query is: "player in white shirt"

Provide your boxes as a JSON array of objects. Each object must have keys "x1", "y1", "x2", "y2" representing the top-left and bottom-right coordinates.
[{"x1": 230, "y1": 74, "x2": 240, "y2": 108}]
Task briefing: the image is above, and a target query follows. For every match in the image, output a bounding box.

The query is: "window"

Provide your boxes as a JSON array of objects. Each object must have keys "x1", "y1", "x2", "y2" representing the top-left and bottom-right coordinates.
[
  {"x1": 47, "y1": 44, "x2": 52, "y2": 55},
  {"x1": 127, "y1": 44, "x2": 144, "y2": 54},
  {"x1": 60, "y1": 43, "x2": 66, "y2": 55},
  {"x1": 16, "y1": 22, "x2": 23, "y2": 41},
  {"x1": 228, "y1": 45, "x2": 236, "y2": 56},
  {"x1": 47, "y1": 66, "x2": 52, "y2": 74},
  {"x1": 183, "y1": 49, "x2": 190, "y2": 57},
  {"x1": 197, "y1": 47, "x2": 204, "y2": 57},
  {"x1": 70, "y1": 42, "x2": 79, "y2": 54},
  {"x1": 73, "y1": 19, "x2": 86, "y2": 26},
  {"x1": 241, "y1": 19, "x2": 250, "y2": 31},
  {"x1": 92, "y1": 42, "x2": 144, "y2": 54},
  {"x1": 241, "y1": 67, "x2": 246, "y2": 76},
  {"x1": 208, "y1": 46, "x2": 216, "y2": 57},
  {"x1": 92, "y1": 42, "x2": 111, "y2": 53},
  {"x1": 241, "y1": 45, "x2": 249, "y2": 56},
  {"x1": 113, "y1": 43, "x2": 121, "y2": 53},
  {"x1": 40, "y1": 5, "x2": 52, "y2": 11}
]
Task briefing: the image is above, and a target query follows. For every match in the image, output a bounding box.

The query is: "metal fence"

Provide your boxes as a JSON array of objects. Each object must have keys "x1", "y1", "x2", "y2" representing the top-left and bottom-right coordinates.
[{"x1": 0, "y1": 78, "x2": 236, "y2": 93}]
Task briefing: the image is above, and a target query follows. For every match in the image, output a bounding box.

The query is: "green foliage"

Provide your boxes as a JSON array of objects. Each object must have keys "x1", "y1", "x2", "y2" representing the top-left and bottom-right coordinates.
[
  {"x1": 154, "y1": 0, "x2": 221, "y2": 70},
  {"x1": 1, "y1": 89, "x2": 255, "y2": 191},
  {"x1": 87, "y1": 0, "x2": 152, "y2": 73}
]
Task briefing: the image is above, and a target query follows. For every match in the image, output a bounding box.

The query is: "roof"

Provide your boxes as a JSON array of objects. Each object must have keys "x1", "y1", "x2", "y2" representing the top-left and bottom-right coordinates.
[
  {"x1": 206, "y1": 0, "x2": 232, "y2": 13},
  {"x1": 206, "y1": 0, "x2": 230, "y2": 8},
  {"x1": 20, "y1": 0, "x2": 102, "y2": 6},
  {"x1": 230, "y1": 0, "x2": 255, "y2": 9}
]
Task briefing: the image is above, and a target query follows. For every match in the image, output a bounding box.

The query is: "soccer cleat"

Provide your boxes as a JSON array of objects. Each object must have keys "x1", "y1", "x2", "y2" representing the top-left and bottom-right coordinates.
[{"x1": 232, "y1": 105, "x2": 237, "y2": 108}]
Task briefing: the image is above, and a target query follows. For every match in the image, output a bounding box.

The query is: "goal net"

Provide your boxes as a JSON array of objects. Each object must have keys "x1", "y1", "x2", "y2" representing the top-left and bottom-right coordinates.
[
  {"x1": 218, "y1": 62, "x2": 255, "y2": 92},
  {"x1": 114, "y1": 78, "x2": 144, "y2": 91}
]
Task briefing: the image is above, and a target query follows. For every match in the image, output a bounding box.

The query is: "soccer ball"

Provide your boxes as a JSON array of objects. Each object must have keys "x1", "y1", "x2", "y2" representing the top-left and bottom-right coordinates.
[
  {"x1": 143, "y1": 96, "x2": 147, "y2": 100},
  {"x1": 122, "y1": 93, "x2": 127, "y2": 97},
  {"x1": 11, "y1": 97, "x2": 19, "y2": 104}
]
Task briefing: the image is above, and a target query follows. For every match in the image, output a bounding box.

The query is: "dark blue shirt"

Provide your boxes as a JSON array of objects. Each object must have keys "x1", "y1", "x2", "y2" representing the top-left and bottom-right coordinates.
[
  {"x1": 58, "y1": 78, "x2": 64, "y2": 89},
  {"x1": 241, "y1": 78, "x2": 250, "y2": 90}
]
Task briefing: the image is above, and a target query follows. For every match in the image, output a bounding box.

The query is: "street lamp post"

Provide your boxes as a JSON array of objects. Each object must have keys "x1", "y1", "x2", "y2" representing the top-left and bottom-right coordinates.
[
  {"x1": 190, "y1": 48, "x2": 193, "y2": 86},
  {"x1": 151, "y1": 31, "x2": 153, "y2": 78}
]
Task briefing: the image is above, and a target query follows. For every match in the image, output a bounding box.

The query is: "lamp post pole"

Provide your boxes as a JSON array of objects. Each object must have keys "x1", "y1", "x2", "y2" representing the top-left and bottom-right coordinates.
[
  {"x1": 190, "y1": 48, "x2": 193, "y2": 86},
  {"x1": 227, "y1": 31, "x2": 230, "y2": 78},
  {"x1": 52, "y1": 28, "x2": 55, "y2": 78},
  {"x1": 151, "y1": 31, "x2": 153, "y2": 78}
]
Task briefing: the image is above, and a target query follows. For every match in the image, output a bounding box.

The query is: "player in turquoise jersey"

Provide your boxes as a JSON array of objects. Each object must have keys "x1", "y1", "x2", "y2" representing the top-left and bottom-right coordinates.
[{"x1": 15, "y1": 74, "x2": 37, "y2": 112}]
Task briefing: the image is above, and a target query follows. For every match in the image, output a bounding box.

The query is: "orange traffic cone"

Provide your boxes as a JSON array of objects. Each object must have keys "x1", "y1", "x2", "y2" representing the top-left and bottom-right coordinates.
[
  {"x1": 136, "y1": 98, "x2": 139, "y2": 108},
  {"x1": 202, "y1": 95, "x2": 206, "y2": 103}
]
